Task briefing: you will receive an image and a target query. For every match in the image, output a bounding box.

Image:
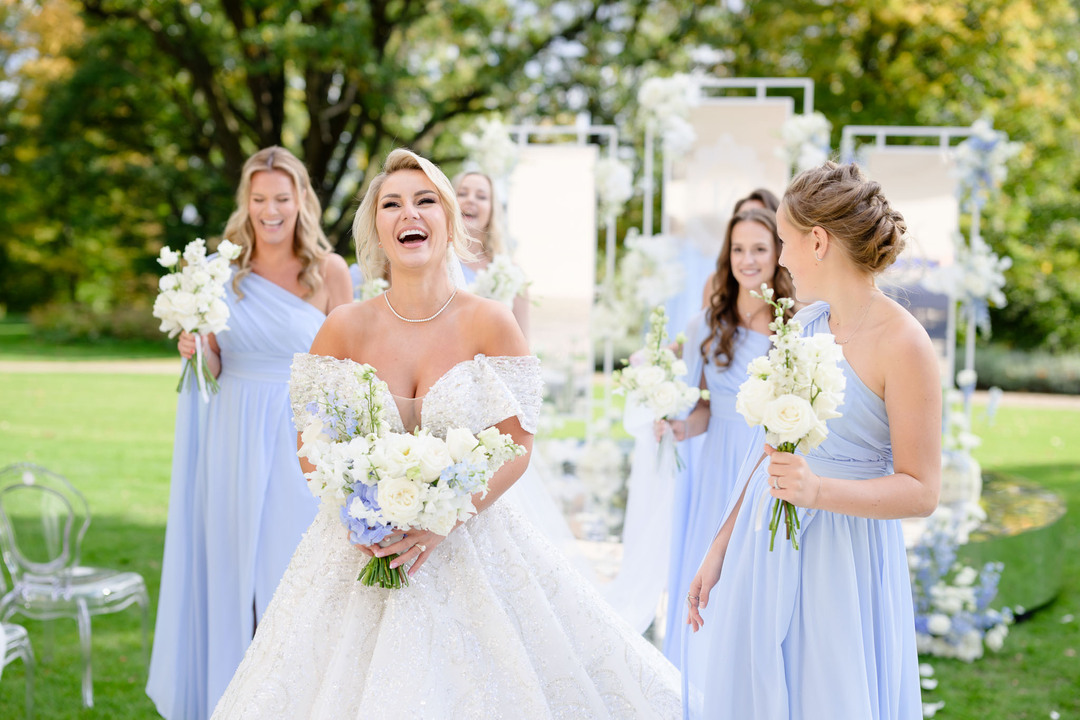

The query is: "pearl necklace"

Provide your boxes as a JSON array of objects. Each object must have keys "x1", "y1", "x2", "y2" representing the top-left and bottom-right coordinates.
[{"x1": 384, "y1": 289, "x2": 458, "y2": 323}]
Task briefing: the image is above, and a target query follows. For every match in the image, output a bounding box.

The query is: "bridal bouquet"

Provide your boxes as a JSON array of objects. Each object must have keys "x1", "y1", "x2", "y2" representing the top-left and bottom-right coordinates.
[
  {"x1": 613, "y1": 305, "x2": 707, "y2": 469},
  {"x1": 735, "y1": 285, "x2": 846, "y2": 550},
  {"x1": 298, "y1": 365, "x2": 526, "y2": 588},
  {"x1": 152, "y1": 237, "x2": 242, "y2": 400},
  {"x1": 471, "y1": 255, "x2": 529, "y2": 306}
]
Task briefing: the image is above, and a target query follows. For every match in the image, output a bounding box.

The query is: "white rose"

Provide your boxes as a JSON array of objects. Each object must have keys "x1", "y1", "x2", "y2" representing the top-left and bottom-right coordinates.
[
  {"x1": 477, "y1": 426, "x2": 505, "y2": 451},
  {"x1": 735, "y1": 376, "x2": 775, "y2": 426},
  {"x1": 414, "y1": 433, "x2": 452, "y2": 483},
  {"x1": 377, "y1": 476, "x2": 424, "y2": 527},
  {"x1": 927, "y1": 613, "x2": 952, "y2": 636},
  {"x1": 445, "y1": 427, "x2": 478, "y2": 463},
  {"x1": 762, "y1": 395, "x2": 818, "y2": 446},
  {"x1": 670, "y1": 359, "x2": 688, "y2": 378},
  {"x1": 635, "y1": 365, "x2": 667, "y2": 390},
  {"x1": 646, "y1": 382, "x2": 683, "y2": 419},
  {"x1": 170, "y1": 291, "x2": 199, "y2": 322}
]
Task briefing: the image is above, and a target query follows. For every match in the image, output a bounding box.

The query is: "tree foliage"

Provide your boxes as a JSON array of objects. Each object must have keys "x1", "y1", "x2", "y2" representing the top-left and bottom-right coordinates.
[{"x1": 1, "y1": 0, "x2": 1077, "y2": 350}]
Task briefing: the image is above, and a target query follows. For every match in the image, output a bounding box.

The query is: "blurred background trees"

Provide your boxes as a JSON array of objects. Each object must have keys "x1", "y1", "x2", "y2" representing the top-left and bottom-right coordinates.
[{"x1": 1, "y1": 0, "x2": 1077, "y2": 352}]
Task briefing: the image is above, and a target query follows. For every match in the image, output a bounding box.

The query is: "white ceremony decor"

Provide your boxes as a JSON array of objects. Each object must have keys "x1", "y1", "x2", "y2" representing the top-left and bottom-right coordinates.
[
  {"x1": 735, "y1": 286, "x2": 846, "y2": 550},
  {"x1": 637, "y1": 74, "x2": 698, "y2": 156},
  {"x1": 953, "y1": 118, "x2": 1023, "y2": 210},
  {"x1": 470, "y1": 254, "x2": 530, "y2": 306},
  {"x1": 461, "y1": 116, "x2": 519, "y2": 180},
  {"x1": 594, "y1": 155, "x2": 634, "y2": 226},
  {"x1": 921, "y1": 230, "x2": 1011, "y2": 336},
  {"x1": 152, "y1": 237, "x2": 242, "y2": 401},
  {"x1": 909, "y1": 511, "x2": 1014, "y2": 662},
  {"x1": 298, "y1": 364, "x2": 526, "y2": 588},
  {"x1": 354, "y1": 277, "x2": 390, "y2": 302},
  {"x1": 778, "y1": 111, "x2": 832, "y2": 175}
]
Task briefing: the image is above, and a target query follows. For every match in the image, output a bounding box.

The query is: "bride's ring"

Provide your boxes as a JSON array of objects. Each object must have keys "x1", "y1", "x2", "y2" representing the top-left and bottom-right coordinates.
[{"x1": 415, "y1": 543, "x2": 427, "y2": 554}]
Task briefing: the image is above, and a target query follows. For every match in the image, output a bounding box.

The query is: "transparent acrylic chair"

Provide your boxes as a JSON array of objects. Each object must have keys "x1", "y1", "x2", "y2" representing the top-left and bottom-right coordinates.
[
  {"x1": 2, "y1": 621, "x2": 35, "y2": 718},
  {"x1": 0, "y1": 463, "x2": 149, "y2": 708}
]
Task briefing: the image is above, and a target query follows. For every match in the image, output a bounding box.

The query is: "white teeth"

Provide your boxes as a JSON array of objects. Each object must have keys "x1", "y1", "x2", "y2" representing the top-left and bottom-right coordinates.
[{"x1": 398, "y1": 229, "x2": 427, "y2": 242}]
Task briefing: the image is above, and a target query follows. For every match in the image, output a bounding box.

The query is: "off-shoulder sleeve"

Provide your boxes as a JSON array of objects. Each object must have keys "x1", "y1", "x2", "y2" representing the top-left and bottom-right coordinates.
[{"x1": 427, "y1": 355, "x2": 543, "y2": 436}]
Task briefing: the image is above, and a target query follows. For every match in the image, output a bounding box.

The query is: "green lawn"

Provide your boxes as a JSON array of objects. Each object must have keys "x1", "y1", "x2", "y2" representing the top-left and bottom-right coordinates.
[{"x1": 0, "y1": 369, "x2": 1076, "y2": 718}]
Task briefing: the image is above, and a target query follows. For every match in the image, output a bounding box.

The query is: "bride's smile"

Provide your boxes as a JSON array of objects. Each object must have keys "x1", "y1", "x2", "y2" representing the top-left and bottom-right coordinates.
[{"x1": 376, "y1": 170, "x2": 451, "y2": 272}]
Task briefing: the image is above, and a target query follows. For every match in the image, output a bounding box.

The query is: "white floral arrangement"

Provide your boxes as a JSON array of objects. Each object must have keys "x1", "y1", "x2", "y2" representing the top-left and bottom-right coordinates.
[
  {"x1": 299, "y1": 364, "x2": 526, "y2": 588},
  {"x1": 953, "y1": 118, "x2": 1023, "y2": 209},
  {"x1": 735, "y1": 286, "x2": 846, "y2": 550},
  {"x1": 920, "y1": 231, "x2": 1011, "y2": 333},
  {"x1": 939, "y1": 387, "x2": 985, "y2": 515},
  {"x1": 471, "y1": 254, "x2": 529, "y2": 306},
  {"x1": 152, "y1": 237, "x2": 242, "y2": 400},
  {"x1": 613, "y1": 306, "x2": 705, "y2": 420},
  {"x1": 355, "y1": 277, "x2": 389, "y2": 302},
  {"x1": 594, "y1": 155, "x2": 634, "y2": 226},
  {"x1": 637, "y1": 74, "x2": 699, "y2": 156},
  {"x1": 778, "y1": 111, "x2": 832, "y2": 174},
  {"x1": 461, "y1": 116, "x2": 519, "y2": 180},
  {"x1": 613, "y1": 305, "x2": 707, "y2": 468},
  {"x1": 618, "y1": 229, "x2": 686, "y2": 310},
  {"x1": 909, "y1": 511, "x2": 1013, "y2": 662}
]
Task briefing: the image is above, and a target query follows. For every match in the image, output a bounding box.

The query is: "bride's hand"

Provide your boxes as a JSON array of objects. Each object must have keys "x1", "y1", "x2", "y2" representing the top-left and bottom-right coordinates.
[{"x1": 366, "y1": 529, "x2": 446, "y2": 577}]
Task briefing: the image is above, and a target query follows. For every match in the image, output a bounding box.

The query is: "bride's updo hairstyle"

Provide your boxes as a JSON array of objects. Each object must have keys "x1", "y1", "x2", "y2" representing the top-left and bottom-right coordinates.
[
  {"x1": 353, "y1": 148, "x2": 475, "y2": 281},
  {"x1": 781, "y1": 161, "x2": 907, "y2": 275}
]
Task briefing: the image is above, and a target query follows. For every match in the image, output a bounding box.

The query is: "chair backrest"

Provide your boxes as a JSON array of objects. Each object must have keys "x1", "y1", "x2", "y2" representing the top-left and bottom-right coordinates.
[{"x1": 0, "y1": 463, "x2": 90, "y2": 584}]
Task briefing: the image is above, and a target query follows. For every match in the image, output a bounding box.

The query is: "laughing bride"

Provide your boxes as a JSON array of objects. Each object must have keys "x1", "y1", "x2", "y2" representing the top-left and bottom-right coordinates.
[{"x1": 211, "y1": 148, "x2": 679, "y2": 719}]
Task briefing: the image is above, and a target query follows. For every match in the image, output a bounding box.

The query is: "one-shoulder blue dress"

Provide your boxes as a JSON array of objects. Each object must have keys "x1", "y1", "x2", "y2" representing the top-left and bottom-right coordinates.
[
  {"x1": 663, "y1": 311, "x2": 771, "y2": 664},
  {"x1": 147, "y1": 271, "x2": 325, "y2": 720},
  {"x1": 683, "y1": 302, "x2": 922, "y2": 720}
]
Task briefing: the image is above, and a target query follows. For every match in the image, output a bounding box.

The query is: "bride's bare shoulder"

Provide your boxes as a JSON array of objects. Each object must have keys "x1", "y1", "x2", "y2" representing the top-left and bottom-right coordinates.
[{"x1": 456, "y1": 293, "x2": 527, "y2": 357}]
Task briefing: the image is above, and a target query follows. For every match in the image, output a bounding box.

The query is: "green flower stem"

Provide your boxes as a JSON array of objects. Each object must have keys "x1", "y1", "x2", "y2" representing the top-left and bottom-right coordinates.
[
  {"x1": 768, "y1": 440, "x2": 802, "y2": 551},
  {"x1": 359, "y1": 554, "x2": 410, "y2": 588}
]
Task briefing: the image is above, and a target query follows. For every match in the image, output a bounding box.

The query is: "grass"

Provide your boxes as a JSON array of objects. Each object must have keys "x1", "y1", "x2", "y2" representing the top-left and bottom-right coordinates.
[
  {"x1": 0, "y1": 368, "x2": 1077, "y2": 718},
  {"x1": 0, "y1": 320, "x2": 175, "y2": 361}
]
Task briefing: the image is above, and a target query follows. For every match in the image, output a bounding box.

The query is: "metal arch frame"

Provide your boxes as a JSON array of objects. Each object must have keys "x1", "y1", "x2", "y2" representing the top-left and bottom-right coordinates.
[
  {"x1": 840, "y1": 124, "x2": 974, "y2": 161},
  {"x1": 643, "y1": 77, "x2": 815, "y2": 238},
  {"x1": 506, "y1": 123, "x2": 621, "y2": 434}
]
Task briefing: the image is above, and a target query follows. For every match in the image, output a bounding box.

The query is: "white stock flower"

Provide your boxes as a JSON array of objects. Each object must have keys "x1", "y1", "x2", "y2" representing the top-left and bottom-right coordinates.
[
  {"x1": 217, "y1": 239, "x2": 242, "y2": 261},
  {"x1": 183, "y1": 238, "x2": 207, "y2": 265},
  {"x1": 203, "y1": 298, "x2": 230, "y2": 333},
  {"x1": 634, "y1": 365, "x2": 667, "y2": 390},
  {"x1": 377, "y1": 476, "x2": 424, "y2": 527},
  {"x1": 158, "y1": 246, "x2": 180, "y2": 267},
  {"x1": 762, "y1": 394, "x2": 817, "y2": 445}
]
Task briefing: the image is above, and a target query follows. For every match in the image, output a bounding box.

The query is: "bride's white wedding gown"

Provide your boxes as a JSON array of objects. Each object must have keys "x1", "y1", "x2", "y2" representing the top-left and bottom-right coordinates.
[{"x1": 211, "y1": 353, "x2": 680, "y2": 719}]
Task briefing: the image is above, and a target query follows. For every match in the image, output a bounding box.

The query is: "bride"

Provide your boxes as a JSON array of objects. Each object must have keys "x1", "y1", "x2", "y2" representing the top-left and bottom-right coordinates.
[{"x1": 211, "y1": 148, "x2": 680, "y2": 719}]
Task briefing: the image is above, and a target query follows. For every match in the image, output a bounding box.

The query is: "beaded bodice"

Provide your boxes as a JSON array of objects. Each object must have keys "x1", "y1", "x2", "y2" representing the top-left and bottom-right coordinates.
[{"x1": 289, "y1": 352, "x2": 543, "y2": 438}]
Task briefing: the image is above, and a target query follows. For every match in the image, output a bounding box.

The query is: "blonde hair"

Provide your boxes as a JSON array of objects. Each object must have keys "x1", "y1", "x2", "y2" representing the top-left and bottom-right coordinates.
[
  {"x1": 781, "y1": 161, "x2": 907, "y2": 275},
  {"x1": 224, "y1": 146, "x2": 332, "y2": 298},
  {"x1": 451, "y1": 170, "x2": 507, "y2": 258},
  {"x1": 353, "y1": 148, "x2": 474, "y2": 280}
]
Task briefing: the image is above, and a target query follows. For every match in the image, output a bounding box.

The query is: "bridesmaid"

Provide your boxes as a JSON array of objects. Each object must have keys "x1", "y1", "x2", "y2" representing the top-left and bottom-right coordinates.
[
  {"x1": 684, "y1": 162, "x2": 940, "y2": 719},
  {"x1": 699, "y1": 188, "x2": 780, "y2": 307},
  {"x1": 147, "y1": 146, "x2": 353, "y2": 720},
  {"x1": 453, "y1": 170, "x2": 530, "y2": 336},
  {"x1": 657, "y1": 207, "x2": 794, "y2": 664}
]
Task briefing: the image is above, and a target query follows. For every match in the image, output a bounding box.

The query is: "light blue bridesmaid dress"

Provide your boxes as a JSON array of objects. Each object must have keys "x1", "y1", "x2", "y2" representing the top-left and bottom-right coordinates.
[
  {"x1": 683, "y1": 302, "x2": 922, "y2": 720},
  {"x1": 663, "y1": 310, "x2": 771, "y2": 664},
  {"x1": 459, "y1": 262, "x2": 477, "y2": 286},
  {"x1": 147, "y1": 270, "x2": 324, "y2": 720}
]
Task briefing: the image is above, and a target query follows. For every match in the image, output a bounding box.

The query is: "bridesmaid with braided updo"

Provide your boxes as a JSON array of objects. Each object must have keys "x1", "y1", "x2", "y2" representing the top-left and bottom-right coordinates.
[{"x1": 683, "y1": 162, "x2": 941, "y2": 720}]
